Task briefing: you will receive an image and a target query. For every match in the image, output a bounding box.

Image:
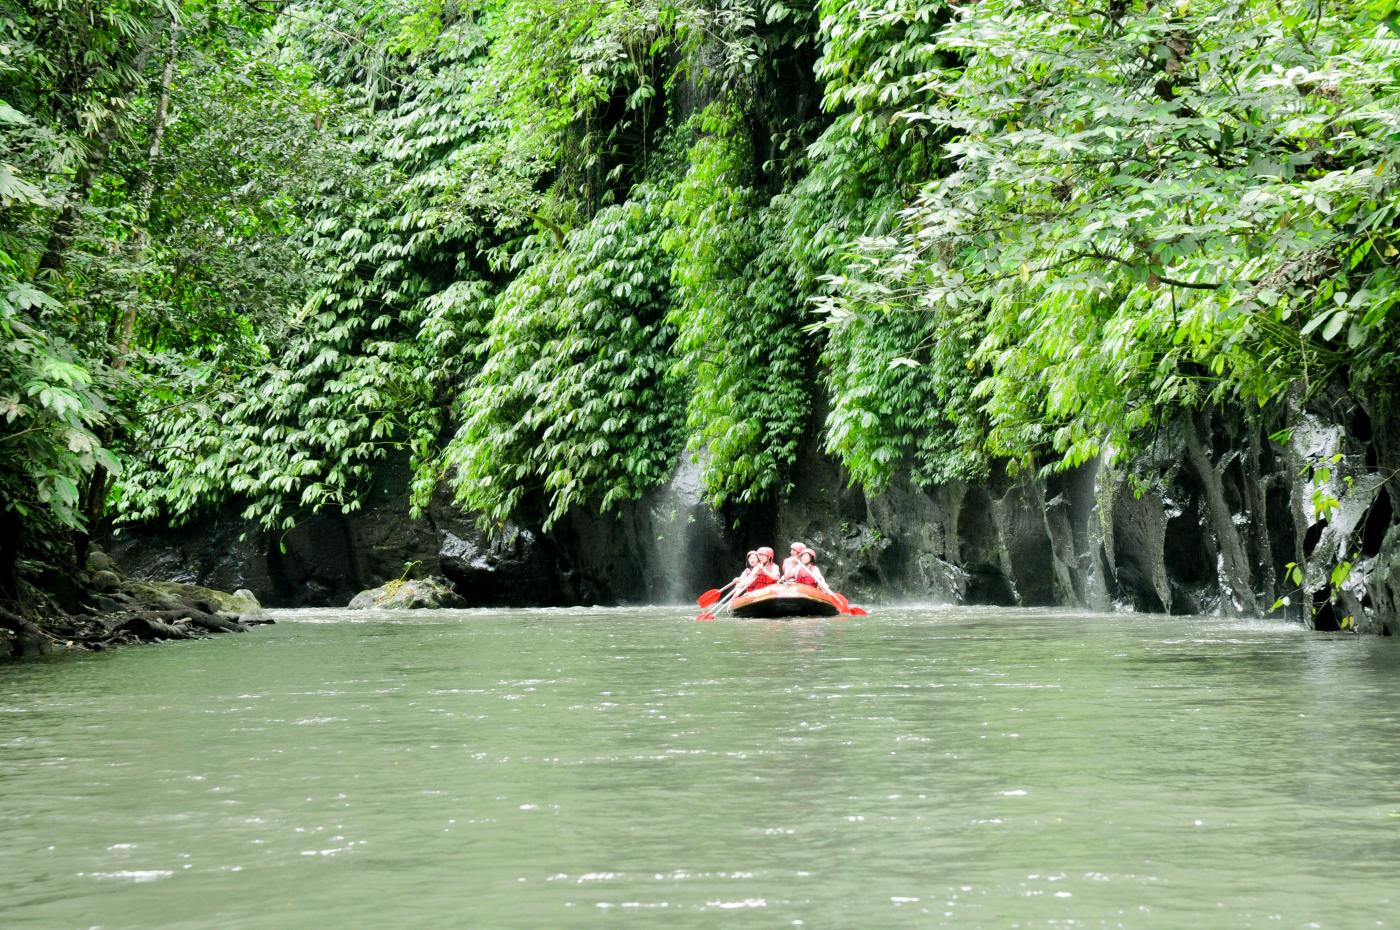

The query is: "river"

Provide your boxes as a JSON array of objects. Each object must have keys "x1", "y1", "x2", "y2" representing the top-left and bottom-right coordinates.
[{"x1": 2, "y1": 606, "x2": 1398, "y2": 929}]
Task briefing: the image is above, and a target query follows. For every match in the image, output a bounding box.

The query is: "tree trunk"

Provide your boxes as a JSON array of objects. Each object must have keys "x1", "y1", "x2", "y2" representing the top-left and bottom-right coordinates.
[
  {"x1": 76, "y1": 31, "x2": 180, "y2": 565},
  {"x1": 34, "y1": 33, "x2": 163, "y2": 279},
  {"x1": 0, "y1": 508, "x2": 21, "y2": 604},
  {"x1": 113, "y1": 32, "x2": 179, "y2": 371}
]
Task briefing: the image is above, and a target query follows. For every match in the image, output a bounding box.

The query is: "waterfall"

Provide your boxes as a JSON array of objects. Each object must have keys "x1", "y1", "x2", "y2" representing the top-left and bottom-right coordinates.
[{"x1": 647, "y1": 456, "x2": 715, "y2": 604}]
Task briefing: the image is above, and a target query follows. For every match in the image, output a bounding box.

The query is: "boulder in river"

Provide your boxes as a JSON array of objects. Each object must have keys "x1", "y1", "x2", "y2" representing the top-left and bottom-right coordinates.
[{"x1": 347, "y1": 576, "x2": 466, "y2": 610}]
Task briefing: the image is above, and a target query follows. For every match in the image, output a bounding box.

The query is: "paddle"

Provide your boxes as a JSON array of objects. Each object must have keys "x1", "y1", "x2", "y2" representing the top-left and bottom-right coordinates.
[
  {"x1": 696, "y1": 577, "x2": 738, "y2": 608},
  {"x1": 833, "y1": 592, "x2": 870, "y2": 617},
  {"x1": 697, "y1": 583, "x2": 744, "y2": 621}
]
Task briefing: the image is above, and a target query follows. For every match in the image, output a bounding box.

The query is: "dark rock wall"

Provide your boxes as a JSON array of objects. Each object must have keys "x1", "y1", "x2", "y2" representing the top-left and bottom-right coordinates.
[
  {"x1": 108, "y1": 474, "x2": 558, "y2": 609},
  {"x1": 106, "y1": 406, "x2": 1400, "y2": 633}
]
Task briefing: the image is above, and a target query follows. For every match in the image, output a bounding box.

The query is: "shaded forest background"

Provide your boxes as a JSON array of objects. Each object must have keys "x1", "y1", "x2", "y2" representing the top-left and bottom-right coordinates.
[{"x1": 4, "y1": 0, "x2": 1400, "y2": 623}]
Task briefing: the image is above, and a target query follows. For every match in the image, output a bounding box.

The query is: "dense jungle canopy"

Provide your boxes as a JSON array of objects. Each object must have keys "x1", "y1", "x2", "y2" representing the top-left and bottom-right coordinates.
[{"x1": 4, "y1": 0, "x2": 1400, "y2": 610}]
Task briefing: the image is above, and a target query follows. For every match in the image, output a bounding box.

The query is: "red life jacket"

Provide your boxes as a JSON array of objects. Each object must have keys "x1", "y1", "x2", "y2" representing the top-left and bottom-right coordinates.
[
  {"x1": 790, "y1": 566, "x2": 819, "y2": 587},
  {"x1": 746, "y1": 570, "x2": 778, "y2": 592}
]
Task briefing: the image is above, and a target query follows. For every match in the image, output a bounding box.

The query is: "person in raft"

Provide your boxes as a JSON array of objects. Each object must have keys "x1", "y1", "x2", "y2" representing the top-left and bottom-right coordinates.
[
  {"x1": 744, "y1": 546, "x2": 781, "y2": 592},
  {"x1": 781, "y1": 541, "x2": 807, "y2": 577},
  {"x1": 782, "y1": 546, "x2": 837, "y2": 597},
  {"x1": 730, "y1": 550, "x2": 760, "y2": 593}
]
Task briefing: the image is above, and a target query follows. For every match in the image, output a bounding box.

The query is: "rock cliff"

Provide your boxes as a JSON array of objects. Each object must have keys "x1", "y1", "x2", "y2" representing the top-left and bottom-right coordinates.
[{"x1": 106, "y1": 402, "x2": 1399, "y2": 634}]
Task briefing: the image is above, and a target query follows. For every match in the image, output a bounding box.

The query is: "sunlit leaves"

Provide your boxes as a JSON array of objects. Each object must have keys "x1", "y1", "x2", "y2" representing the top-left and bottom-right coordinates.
[
  {"x1": 445, "y1": 187, "x2": 683, "y2": 528},
  {"x1": 822, "y1": 0, "x2": 1400, "y2": 477},
  {"x1": 663, "y1": 104, "x2": 811, "y2": 507},
  {"x1": 0, "y1": 270, "x2": 112, "y2": 533},
  {"x1": 119, "y1": 7, "x2": 500, "y2": 530}
]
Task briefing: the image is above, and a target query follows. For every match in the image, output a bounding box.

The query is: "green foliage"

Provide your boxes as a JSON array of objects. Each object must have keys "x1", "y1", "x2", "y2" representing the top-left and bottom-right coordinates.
[
  {"x1": 121, "y1": 12, "x2": 501, "y2": 530},
  {"x1": 823, "y1": 303, "x2": 985, "y2": 489},
  {"x1": 0, "y1": 87, "x2": 109, "y2": 537},
  {"x1": 1, "y1": 0, "x2": 331, "y2": 569},
  {"x1": 122, "y1": 0, "x2": 701, "y2": 532},
  {"x1": 0, "y1": 0, "x2": 188, "y2": 572},
  {"x1": 446, "y1": 187, "x2": 684, "y2": 527},
  {"x1": 663, "y1": 105, "x2": 810, "y2": 507},
  {"x1": 814, "y1": 0, "x2": 946, "y2": 144},
  {"x1": 823, "y1": 0, "x2": 1400, "y2": 476},
  {"x1": 483, "y1": 0, "x2": 693, "y2": 219},
  {"x1": 799, "y1": 2, "x2": 964, "y2": 487},
  {"x1": 0, "y1": 273, "x2": 116, "y2": 533}
]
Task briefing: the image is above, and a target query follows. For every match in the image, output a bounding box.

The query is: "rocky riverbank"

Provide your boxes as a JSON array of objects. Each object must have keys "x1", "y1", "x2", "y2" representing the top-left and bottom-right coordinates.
[{"x1": 0, "y1": 549, "x2": 271, "y2": 660}]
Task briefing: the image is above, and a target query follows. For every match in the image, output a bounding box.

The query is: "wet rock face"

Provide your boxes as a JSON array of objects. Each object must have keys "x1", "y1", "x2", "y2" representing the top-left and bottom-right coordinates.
[
  {"x1": 994, "y1": 478, "x2": 1073, "y2": 607},
  {"x1": 103, "y1": 405, "x2": 1399, "y2": 628},
  {"x1": 1368, "y1": 530, "x2": 1400, "y2": 636},
  {"x1": 105, "y1": 509, "x2": 280, "y2": 602},
  {"x1": 1103, "y1": 481, "x2": 1171, "y2": 613},
  {"x1": 954, "y1": 486, "x2": 1015, "y2": 605},
  {"x1": 437, "y1": 526, "x2": 560, "y2": 607},
  {"x1": 777, "y1": 461, "x2": 1097, "y2": 609},
  {"x1": 95, "y1": 451, "x2": 1242, "y2": 613},
  {"x1": 108, "y1": 466, "x2": 569, "y2": 608}
]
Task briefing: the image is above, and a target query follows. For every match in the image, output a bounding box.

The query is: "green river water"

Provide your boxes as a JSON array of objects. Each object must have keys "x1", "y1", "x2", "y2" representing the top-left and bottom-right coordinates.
[{"x1": 2, "y1": 606, "x2": 1399, "y2": 929}]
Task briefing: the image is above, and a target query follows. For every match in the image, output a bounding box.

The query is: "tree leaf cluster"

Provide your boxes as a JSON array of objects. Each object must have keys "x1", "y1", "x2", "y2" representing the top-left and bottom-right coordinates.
[
  {"x1": 822, "y1": 0, "x2": 1400, "y2": 477},
  {"x1": 446, "y1": 186, "x2": 685, "y2": 528}
]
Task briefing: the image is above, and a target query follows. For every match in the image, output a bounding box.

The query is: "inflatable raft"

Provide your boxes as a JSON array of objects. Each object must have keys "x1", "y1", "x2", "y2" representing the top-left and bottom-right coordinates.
[{"x1": 728, "y1": 583, "x2": 843, "y2": 619}]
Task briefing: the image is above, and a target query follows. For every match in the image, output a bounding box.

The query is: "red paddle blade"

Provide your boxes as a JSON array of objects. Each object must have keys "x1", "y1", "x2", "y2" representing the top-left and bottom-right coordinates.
[
  {"x1": 696, "y1": 610, "x2": 716, "y2": 621},
  {"x1": 847, "y1": 605, "x2": 869, "y2": 617},
  {"x1": 697, "y1": 588, "x2": 723, "y2": 607}
]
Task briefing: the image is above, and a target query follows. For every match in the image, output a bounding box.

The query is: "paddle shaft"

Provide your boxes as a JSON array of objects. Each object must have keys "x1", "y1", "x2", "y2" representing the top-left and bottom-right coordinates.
[
  {"x1": 696, "y1": 576, "x2": 740, "y2": 607},
  {"x1": 698, "y1": 580, "x2": 749, "y2": 620},
  {"x1": 713, "y1": 583, "x2": 745, "y2": 613}
]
